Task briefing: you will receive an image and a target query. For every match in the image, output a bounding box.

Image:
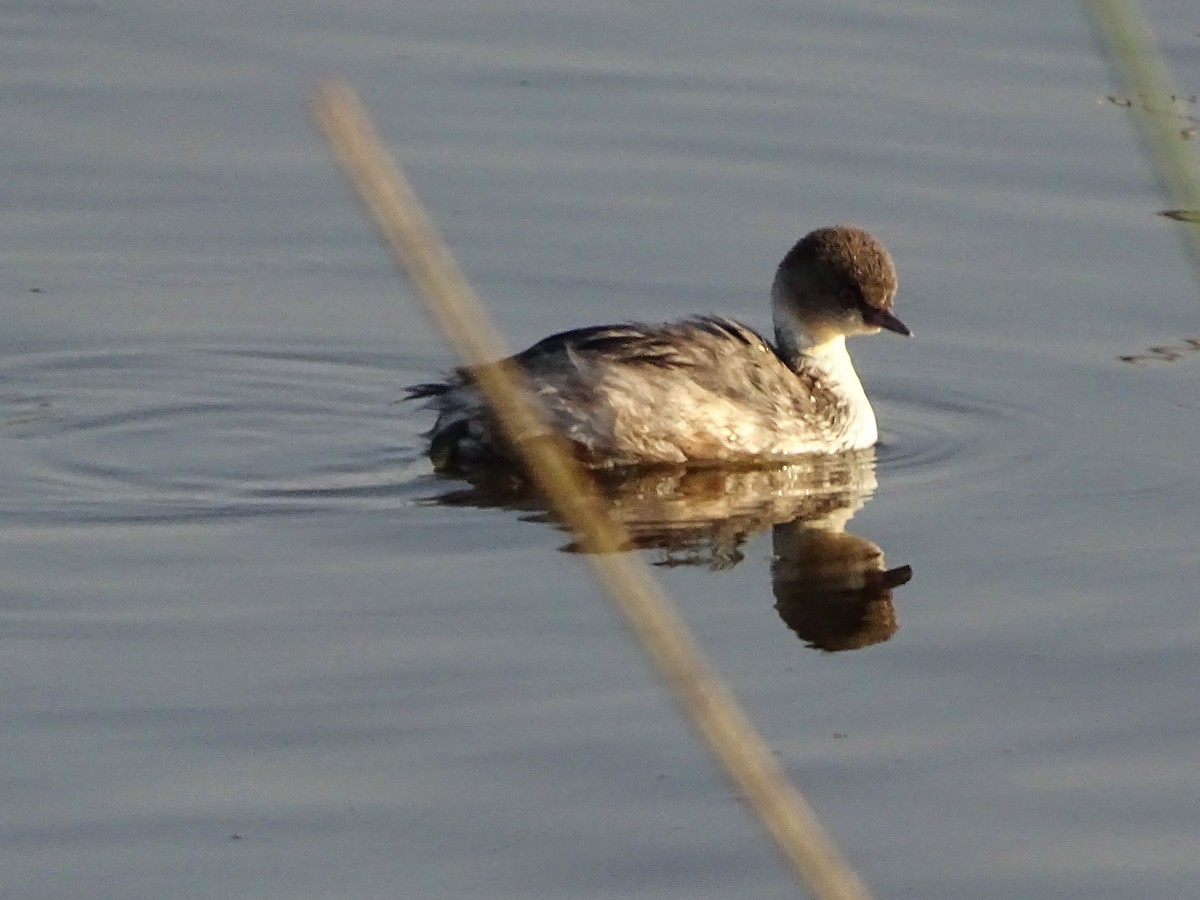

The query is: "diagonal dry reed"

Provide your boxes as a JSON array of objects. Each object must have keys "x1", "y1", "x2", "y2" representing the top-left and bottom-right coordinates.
[{"x1": 312, "y1": 81, "x2": 874, "y2": 900}]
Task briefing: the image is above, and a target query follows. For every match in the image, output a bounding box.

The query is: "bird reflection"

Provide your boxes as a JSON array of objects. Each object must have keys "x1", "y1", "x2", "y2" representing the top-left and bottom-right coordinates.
[
  {"x1": 771, "y1": 518, "x2": 911, "y2": 651},
  {"x1": 427, "y1": 448, "x2": 912, "y2": 652}
]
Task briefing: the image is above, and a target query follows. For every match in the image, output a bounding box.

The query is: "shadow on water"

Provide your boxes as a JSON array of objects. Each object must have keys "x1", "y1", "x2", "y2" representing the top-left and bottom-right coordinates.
[{"x1": 426, "y1": 448, "x2": 913, "y2": 652}]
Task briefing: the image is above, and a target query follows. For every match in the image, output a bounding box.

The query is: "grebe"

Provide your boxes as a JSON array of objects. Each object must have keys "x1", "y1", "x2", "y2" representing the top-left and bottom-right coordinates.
[{"x1": 408, "y1": 225, "x2": 910, "y2": 470}]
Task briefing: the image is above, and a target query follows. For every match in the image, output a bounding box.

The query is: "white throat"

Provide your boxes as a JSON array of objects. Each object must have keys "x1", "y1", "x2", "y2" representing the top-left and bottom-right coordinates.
[{"x1": 772, "y1": 284, "x2": 879, "y2": 449}]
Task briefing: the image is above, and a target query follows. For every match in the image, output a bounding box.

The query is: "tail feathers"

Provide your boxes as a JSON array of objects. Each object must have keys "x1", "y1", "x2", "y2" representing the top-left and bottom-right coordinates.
[{"x1": 405, "y1": 381, "x2": 451, "y2": 400}]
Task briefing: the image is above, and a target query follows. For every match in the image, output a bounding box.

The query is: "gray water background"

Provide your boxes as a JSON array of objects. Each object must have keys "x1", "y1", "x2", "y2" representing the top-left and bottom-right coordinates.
[{"x1": 3, "y1": 1, "x2": 1199, "y2": 898}]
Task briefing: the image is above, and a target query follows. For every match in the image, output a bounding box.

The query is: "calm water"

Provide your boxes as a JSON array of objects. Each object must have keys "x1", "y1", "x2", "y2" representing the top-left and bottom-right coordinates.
[{"x1": 4, "y1": 1, "x2": 1199, "y2": 898}]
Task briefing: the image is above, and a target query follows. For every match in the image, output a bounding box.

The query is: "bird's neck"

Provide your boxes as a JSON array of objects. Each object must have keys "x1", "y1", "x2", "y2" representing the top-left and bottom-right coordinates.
[
  {"x1": 772, "y1": 295, "x2": 878, "y2": 449},
  {"x1": 771, "y1": 284, "x2": 843, "y2": 364}
]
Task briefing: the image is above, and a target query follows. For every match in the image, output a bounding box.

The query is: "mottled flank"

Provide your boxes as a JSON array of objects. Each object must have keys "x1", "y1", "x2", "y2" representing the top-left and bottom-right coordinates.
[{"x1": 408, "y1": 225, "x2": 909, "y2": 470}]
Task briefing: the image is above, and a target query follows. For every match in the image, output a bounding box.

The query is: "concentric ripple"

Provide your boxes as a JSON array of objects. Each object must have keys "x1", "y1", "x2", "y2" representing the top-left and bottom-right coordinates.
[
  {"x1": 0, "y1": 343, "x2": 434, "y2": 524},
  {"x1": 3, "y1": 338, "x2": 1146, "y2": 527},
  {"x1": 870, "y1": 346, "x2": 1063, "y2": 499}
]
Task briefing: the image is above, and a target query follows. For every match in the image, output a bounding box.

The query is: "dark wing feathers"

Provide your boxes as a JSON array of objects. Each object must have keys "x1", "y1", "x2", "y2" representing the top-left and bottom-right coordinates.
[
  {"x1": 685, "y1": 315, "x2": 761, "y2": 347},
  {"x1": 405, "y1": 316, "x2": 783, "y2": 397},
  {"x1": 517, "y1": 322, "x2": 692, "y2": 369},
  {"x1": 517, "y1": 316, "x2": 773, "y2": 368}
]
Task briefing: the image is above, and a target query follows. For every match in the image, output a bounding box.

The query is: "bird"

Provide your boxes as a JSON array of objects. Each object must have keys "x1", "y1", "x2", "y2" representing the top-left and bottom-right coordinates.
[{"x1": 408, "y1": 225, "x2": 910, "y2": 471}]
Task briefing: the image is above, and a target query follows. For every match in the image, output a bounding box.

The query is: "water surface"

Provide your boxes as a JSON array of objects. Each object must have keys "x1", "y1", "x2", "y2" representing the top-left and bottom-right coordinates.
[{"x1": 3, "y1": 2, "x2": 1199, "y2": 898}]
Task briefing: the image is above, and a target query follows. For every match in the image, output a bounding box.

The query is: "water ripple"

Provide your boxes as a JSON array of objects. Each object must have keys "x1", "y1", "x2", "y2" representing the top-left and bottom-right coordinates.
[
  {"x1": 872, "y1": 354, "x2": 1059, "y2": 498},
  {"x1": 0, "y1": 343, "x2": 433, "y2": 524},
  {"x1": 1, "y1": 339, "x2": 1097, "y2": 525}
]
